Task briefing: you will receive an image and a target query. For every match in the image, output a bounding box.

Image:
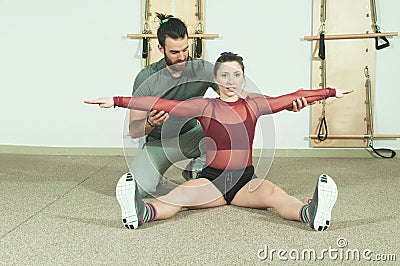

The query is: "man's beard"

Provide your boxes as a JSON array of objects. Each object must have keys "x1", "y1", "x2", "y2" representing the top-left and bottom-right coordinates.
[{"x1": 165, "y1": 53, "x2": 188, "y2": 72}]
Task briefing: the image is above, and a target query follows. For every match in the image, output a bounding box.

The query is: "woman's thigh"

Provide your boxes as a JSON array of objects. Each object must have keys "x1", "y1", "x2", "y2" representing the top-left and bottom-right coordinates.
[
  {"x1": 158, "y1": 178, "x2": 227, "y2": 208},
  {"x1": 231, "y1": 179, "x2": 280, "y2": 208}
]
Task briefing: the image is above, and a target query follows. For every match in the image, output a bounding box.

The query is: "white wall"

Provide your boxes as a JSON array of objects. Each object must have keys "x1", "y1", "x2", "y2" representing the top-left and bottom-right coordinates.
[{"x1": 0, "y1": 0, "x2": 399, "y2": 150}]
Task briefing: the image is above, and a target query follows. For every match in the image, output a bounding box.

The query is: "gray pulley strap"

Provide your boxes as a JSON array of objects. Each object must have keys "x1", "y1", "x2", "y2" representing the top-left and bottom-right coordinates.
[
  {"x1": 364, "y1": 66, "x2": 396, "y2": 158},
  {"x1": 142, "y1": 0, "x2": 150, "y2": 59},
  {"x1": 195, "y1": 0, "x2": 203, "y2": 58}
]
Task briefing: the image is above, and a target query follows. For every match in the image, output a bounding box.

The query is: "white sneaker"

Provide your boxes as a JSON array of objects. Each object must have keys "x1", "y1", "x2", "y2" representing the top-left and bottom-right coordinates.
[
  {"x1": 116, "y1": 173, "x2": 145, "y2": 229},
  {"x1": 308, "y1": 174, "x2": 338, "y2": 231}
]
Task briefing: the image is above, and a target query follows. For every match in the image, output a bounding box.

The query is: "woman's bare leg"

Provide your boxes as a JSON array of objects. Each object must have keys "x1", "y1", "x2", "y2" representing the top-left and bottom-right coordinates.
[
  {"x1": 116, "y1": 173, "x2": 225, "y2": 229},
  {"x1": 152, "y1": 178, "x2": 227, "y2": 220},
  {"x1": 231, "y1": 178, "x2": 303, "y2": 221},
  {"x1": 231, "y1": 175, "x2": 339, "y2": 232}
]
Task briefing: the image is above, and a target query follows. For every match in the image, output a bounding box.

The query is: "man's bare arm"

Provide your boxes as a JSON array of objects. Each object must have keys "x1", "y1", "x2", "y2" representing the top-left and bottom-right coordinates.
[{"x1": 129, "y1": 109, "x2": 169, "y2": 138}]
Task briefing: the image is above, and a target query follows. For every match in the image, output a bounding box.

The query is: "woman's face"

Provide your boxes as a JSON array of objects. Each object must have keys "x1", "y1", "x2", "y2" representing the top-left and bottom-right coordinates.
[{"x1": 214, "y1": 61, "x2": 244, "y2": 97}]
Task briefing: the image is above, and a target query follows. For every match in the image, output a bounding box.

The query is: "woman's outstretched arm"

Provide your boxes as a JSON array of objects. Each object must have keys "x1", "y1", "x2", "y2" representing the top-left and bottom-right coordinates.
[
  {"x1": 84, "y1": 96, "x2": 208, "y2": 118},
  {"x1": 254, "y1": 88, "x2": 353, "y2": 115}
]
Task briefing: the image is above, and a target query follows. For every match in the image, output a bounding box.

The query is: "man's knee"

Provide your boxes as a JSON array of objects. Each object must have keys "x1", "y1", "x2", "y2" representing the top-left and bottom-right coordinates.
[
  {"x1": 130, "y1": 147, "x2": 169, "y2": 196},
  {"x1": 131, "y1": 170, "x2": 161, "y2": 196}
]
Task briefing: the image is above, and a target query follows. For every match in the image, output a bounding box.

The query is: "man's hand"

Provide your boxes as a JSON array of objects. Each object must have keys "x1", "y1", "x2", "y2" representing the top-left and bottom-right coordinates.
[
  {"x1": 147, "y1": 110, "x2": 169, "y2": 127},
  {"x1": 286, "y1": 88, "x2": 317, "y2": 112},
  {"x1": 288, "y1": 97, "x2": 310, "y2": 112}
]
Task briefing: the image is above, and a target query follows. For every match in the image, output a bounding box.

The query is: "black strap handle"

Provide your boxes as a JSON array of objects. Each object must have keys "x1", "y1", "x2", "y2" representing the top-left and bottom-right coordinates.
[
  {"x1": 317, "y1": 116, "x2": 328, "y2": 141},
  {"x1": 318, "y1": 32, "x2": 326, "y2": 60},
  {"x1": 142, "y1": 38, "x2": 149, "y2": 59},
  {"x1": 369, "y1": 144, "x2": 396, "y2": 158},
  {"x1": 195, "y1": 38, "x2": 202, "y2": 58},
  {"x1": 375, "y1": 33, "x2": 390, "y2": 50}
]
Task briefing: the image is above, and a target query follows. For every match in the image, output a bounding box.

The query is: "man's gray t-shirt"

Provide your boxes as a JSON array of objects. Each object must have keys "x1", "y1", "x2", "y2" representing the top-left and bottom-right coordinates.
[{"x1": 132, "y1": 57, "x2": 218, "y2": 140}]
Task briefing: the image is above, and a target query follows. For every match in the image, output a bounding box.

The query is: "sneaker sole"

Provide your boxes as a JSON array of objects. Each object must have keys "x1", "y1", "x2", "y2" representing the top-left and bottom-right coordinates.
[
  {"x1": 116, "y1": 173, "x2": 139, "y2": 229},
  {"x1": 311, "y1": 174, "x2": 338, "y2": 231}
]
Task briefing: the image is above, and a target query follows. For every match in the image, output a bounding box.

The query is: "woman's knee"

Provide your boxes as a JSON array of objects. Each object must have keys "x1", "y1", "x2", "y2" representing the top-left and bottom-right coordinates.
[
  {"x1": 271, "y1": 185, "x2": 288, "y2": 197},
  {"x1": 160, "y1": 179, "x2": 222, "y2": 206},
  {"x1": 257, "y1": 182, "x2": 288, "y2": 206}
]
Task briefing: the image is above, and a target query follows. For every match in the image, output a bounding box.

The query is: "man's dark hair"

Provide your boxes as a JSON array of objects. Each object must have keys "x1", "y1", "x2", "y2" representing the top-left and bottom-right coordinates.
[{"x1": 156, "y1": 13, "x2": 188, "y2": 48}]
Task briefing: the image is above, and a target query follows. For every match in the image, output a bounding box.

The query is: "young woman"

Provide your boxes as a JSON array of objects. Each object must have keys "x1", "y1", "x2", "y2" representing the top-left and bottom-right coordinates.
[{"x1": 85, "y1": 52, "x2": 353, "y2": 231}]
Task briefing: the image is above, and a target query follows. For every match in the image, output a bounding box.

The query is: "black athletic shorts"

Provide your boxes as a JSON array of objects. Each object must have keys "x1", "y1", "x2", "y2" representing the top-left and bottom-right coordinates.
[{"x1": 200, "y1": 165, "x2": 257, "y2": 204}]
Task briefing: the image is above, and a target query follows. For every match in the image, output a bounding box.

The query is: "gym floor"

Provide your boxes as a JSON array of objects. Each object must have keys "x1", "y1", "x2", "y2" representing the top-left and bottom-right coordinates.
[{"x1": 0, "y1": 154, "x2": 399, "y2": 264}]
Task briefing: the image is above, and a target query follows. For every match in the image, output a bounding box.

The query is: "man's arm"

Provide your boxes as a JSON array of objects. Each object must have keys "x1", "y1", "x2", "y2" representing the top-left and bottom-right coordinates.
[
  {"x1": 129, "y1": 109, "x2": 168, "y2": 138},
  {"x1": 129, "y1": 65, "x2": 171, "y2": 138}
]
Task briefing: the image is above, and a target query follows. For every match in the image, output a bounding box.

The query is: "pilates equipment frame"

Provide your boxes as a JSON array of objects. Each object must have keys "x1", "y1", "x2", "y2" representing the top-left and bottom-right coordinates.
[{"x1": 305, "y1": 0, "x2": 399, "y2": 150}]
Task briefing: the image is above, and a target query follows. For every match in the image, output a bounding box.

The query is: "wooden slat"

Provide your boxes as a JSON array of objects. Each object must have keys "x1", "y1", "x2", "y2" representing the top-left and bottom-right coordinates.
[
  {"x1": 127, "y1": 33, "x2": 219, "y2": 39},
  {"x1": 309, "y1": 134, "x2": 400, "y2": 139},
  {"x1": 304, "y1": 32, "x2": 398, "y2": 41}
]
